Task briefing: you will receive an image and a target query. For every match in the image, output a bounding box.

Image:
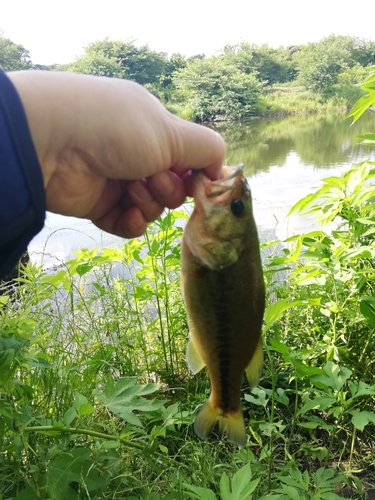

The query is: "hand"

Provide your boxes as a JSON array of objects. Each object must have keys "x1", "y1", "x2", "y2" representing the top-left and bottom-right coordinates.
[{"x1": 8, "y1": 71, "x2": 225, "y2": 238}]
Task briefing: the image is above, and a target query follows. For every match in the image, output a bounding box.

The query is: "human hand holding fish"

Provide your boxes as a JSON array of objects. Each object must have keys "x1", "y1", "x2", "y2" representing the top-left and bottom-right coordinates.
[
  {"x1": 182, "y1": 165, "x2": 265, "y2": 447},
  {"x1": 7, "y1": 70, "x2": 225, "y2": 239}
]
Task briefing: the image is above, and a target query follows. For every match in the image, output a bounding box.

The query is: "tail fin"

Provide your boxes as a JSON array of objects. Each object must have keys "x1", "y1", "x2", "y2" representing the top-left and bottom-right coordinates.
[{"x1": 194, "y1": 399, "x2": 247, "y2": 447}]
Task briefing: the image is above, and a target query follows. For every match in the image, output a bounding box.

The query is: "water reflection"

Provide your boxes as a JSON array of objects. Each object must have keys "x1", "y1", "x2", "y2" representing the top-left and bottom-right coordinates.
[
  {"x1": 214, "y1": 112, "x2": 375, "y2": 173},
  {"x1": 29, "y1": 113, "x2": 375, "y2": 268}
]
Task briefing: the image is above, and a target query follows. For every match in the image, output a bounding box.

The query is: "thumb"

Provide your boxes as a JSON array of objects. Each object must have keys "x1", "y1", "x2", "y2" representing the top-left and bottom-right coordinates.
[{"x1": 168, "y1": 114, "x2": 226, "y2": 181}]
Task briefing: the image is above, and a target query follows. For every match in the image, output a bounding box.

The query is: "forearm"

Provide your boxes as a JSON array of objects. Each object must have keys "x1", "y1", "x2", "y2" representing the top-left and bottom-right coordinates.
[{"x1": 0, "y1": 70, "x2": 45, "y2": 278}]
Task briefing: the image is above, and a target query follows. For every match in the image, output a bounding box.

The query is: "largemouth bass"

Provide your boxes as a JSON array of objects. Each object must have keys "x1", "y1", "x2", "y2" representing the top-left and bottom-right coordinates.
[{"x1": 181, "y1": 164, "x2": 265, "y2": 447}]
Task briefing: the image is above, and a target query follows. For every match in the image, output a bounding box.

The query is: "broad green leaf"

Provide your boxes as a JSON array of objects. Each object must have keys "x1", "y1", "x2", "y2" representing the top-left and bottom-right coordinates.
[
  {"x1": 341, "y1": 247, "x2": 373, "y2": 260},
  {"x1": 347, "y1": 90, "x2": 375, "y2": 124},
  {"x1": 14, "y1": 488, "x2": 39, "y2": 500},
  {"x1": 0, "y1": 295, "x2": 9, "y2": 307},
  {"x1": 355, "y1": 217, "x2": 375, "y2": 225},
  {"x1": 358, "y1": 133, "x2": 375, "y2": 144},
  {"x1": 76, "y1": 263, "x2": 95, "y2": 276},
  {"x1": 281, "y1": 469, "x2": 309, "y2": 491},
  {"x1": 299, "y1": 443, "x2": 328, "y2": 461},
  {"x1": 351, "y1": 410, "x2": 375, "y2": 431},
  {"x1": 279, "y1": 485, "x2": 303, "y2": 500},
  {"x1": 317, "y1": 493, "x2": 345, "y2": 500},
  {"x1": 313, "y1": 362, "x2": 352, "y2": 392},
  {"x1": 362, "y1": 227, "x2": 375, "y2": 237},
  {"x1": 93, "y1": 377, "x2": 164, "y2": 427},
  {"x1": 102, "y1": 440, "x2": 121, "y2": 449},
  {"x1": 231, "y1": 463, "x2": 252, "y2": 497},
  {"x1": 74, "y1": 392, "x2": 88, "y2": 409},
  {"x1": 266, "y1": 337, "x2": 290, "y2": 356},
  {"x1": 220, "y1": 473, "x2": 231, "y2": 499},
  {"x1": 263, "y1": 300, "x2": 305, "y2": 334},
  {"x1": 352, "y1": 184, "x2": 375, "y2": 205},
  {"x1": 293, "y1": 270, "x2": 326, "y2": 286},
  {"x1": 289, "y1": 359, "x2": 323, "y2": 379},
  {"x1": 245, "y1": 388, "x2": 268, "y2": 407},
  {"x1": 182, "y1": 483, "x2": 217, "y2": 500},
  {"x1": 62, "y1": 406, "x2": 77, "y2": 426},
  {"x1": 348, "y1": 380, "x2": 375, "y2": 399},
  {"x1": 0, "y1": 348, "x2": 15, "y2": 371},
  {"x1": 47, "y1": 448, "x2": 92, "y2": 500},
  {"x1": 297, "y1": 397, "x2": 336, "y2": 416},
  {"x1": 312, "y1": 467, "x2": 345, "y2": 491},
  {"x1": 78, "y1": 403, "x2": 95, "y2": 416},
  {"x1": 275, "y1": 388, "x2": 289, "y2": 407},
  {"x1": 259, "y1": 421, "x2": 286, "y2": 437},
  {"x1": 360, "y1": 296, "x2": 375, "y2": 328}
]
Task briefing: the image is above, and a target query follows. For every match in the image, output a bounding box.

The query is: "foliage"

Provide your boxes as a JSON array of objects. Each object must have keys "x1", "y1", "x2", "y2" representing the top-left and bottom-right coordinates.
[
  {"x1": 173, "y1": 56, "x2": 263, "y2": 122},
  {"x1": 3, "y1": 147, "x2": 375, "y2": 496},
  {"x1": 68, "y1": 39, "x2": 167, "y2": 85},
  {"x1": 347, "y1": 74, "x2": 375, "y2": 124},
  {"x1": 293, "y1": 35, "x2": 354, "y2": 93},
  {"x1": 0, "y1": 31, "x2": 32, "y2": 71},
  {"x1": 161, "y1": 53, "x2": 187, "y2": 87},
  {"x1": 2, "y1": 29, "x2": 375, "y2": 120},
  {"x1": 222, "y1": 42, "x2": 297, "y2": 85},
  {"x1": 337, "y1": 64, "x2": 375, "y2": 86}
]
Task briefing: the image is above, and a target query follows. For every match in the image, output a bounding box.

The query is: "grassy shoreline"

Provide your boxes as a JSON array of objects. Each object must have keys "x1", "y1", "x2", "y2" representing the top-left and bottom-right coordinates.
[
  {"x1": 2, "y1": 163, "x2": 375, "y2": 498},
  {"x1": 166, "y1": 84, "x2": 363, "y2": 122}
]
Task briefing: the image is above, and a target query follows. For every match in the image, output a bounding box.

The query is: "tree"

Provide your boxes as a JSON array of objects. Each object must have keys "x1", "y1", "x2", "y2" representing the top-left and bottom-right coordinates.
[
  {"x1": 0, "y1": 32, "x2": 32, "y2": 71},
  {"x1": 222, "y1": 43, "x2": 297, "y2": 85},
  {"x1": 68, "y1": 39, "x2": 167, "y2": 85},
  {"x1": 161, "y1": 53, "x2": 187, "y2": 87},
  {"x1": 294, "y1": 35, "x2": 353, "y2": 93},
  {"x1": 346, "y1": 37, "x2": 375, "y2": 67},
  {"x1": 174, "y1": 57, "x2": 263, "y2": 122}
]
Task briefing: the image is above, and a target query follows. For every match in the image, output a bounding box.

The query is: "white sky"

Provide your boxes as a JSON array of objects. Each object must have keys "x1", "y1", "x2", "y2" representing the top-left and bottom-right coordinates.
[{"x1": 2, "y1": 0, "x2": 375, "y2": 65}]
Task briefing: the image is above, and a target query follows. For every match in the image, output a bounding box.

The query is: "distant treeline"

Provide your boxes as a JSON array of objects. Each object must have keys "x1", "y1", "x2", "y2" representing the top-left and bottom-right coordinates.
[{"x1": 1, "y1": 32, "x2": 375, "y2": 121}]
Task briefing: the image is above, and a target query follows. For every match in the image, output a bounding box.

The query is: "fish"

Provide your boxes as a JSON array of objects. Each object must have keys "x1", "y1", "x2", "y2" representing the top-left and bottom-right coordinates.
[{"x1": 181, "y1": 164, "x2": 265, "y2": 447}]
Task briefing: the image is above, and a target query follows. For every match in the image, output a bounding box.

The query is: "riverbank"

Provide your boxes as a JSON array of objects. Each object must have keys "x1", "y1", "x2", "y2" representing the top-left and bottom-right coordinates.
[
  {"x1": 257, "y1": 85, "x2": 356, "y2": 116},
  {"x1": 166, "y1": 84, "x2": 363, "y2": 121}
]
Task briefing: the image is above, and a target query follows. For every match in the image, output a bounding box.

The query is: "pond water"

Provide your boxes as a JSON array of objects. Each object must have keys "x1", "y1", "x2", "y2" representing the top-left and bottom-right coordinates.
[{"x1": 29, "y1": 112, "x2": 375, "y2": 268}]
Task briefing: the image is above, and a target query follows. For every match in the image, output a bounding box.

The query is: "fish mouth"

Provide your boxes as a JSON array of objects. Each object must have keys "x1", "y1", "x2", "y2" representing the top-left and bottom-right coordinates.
[
  {"x1": 196, "y1": 163, "x2": 245, "y2": 203},
  {"x1": 212, "y1": 164, "x2": 244, "y2": 186}
]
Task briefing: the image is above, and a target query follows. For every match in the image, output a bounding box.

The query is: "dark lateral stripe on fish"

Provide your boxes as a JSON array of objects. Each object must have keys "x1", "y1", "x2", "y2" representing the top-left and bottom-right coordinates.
[{"x1": 210, "y1": 271, "x2": 237, "y2": 410}]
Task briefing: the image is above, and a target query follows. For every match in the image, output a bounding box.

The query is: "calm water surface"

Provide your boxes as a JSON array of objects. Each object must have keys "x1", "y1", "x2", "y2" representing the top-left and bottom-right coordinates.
[{"x1": 29, "y1": 112, "x2": 375, "y2": 268}]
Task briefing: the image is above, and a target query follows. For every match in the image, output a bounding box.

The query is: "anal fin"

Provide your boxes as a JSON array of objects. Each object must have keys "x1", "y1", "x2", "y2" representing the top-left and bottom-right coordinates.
[
  {"x1": 186, "y1": 336, "x2": 206, "y2": 374},
  {"x1": 245, "y1": 337, "x2": 263, "y2": 390}
]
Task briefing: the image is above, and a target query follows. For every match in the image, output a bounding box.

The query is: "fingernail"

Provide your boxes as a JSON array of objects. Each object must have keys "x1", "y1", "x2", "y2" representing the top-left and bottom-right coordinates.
[
  {"x1": 150, "y1": 171, "x2": 175, "y2": 195},
  {"x1": 131, "y1": 180, "x2": 153, "y2": 201}
]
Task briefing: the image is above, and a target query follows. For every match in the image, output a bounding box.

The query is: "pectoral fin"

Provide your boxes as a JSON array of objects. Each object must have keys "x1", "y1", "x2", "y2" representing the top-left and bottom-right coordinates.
[
  {"x1": 245, "y1": 337, "x2": 263, "y2": 390},
  {"x1": 186, "y1": 336, "x2": 206, "y2": 374}
]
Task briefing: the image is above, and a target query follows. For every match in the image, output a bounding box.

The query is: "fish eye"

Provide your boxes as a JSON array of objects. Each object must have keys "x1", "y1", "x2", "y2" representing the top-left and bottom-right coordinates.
[{"x1": 230, "y1": 199, "x2": 246, "y2": 217}]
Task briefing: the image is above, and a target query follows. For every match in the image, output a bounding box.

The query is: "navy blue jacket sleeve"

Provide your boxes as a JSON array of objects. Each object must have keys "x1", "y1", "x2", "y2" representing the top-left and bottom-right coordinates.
[{"x1": 0, "y1": 70, "x2": 46, "y2": 279}]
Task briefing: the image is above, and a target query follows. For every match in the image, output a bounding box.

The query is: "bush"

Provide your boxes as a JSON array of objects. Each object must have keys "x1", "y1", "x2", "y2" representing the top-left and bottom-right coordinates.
[{"x1": 173, "y1": 56, "x2": 263, "y2": 122}]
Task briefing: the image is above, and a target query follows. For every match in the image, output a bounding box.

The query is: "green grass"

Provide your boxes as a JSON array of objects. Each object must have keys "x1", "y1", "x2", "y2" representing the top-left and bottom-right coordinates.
[
  {"x1": 167, "y1": 84, "x2": 363, "y2": 121},
  {"x1": 2, "y1": 163, "x2": 375, "y2": 498},
  {"x1": 258, "y1": 88, "x2": 353, "y2": 117}
]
